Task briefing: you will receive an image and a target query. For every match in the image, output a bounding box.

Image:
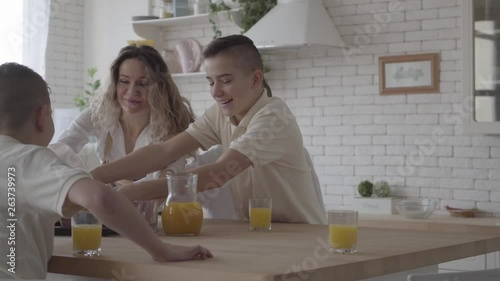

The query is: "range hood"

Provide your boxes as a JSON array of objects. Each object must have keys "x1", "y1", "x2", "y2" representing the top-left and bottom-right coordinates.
[{"x1": 243, "y1": 0, "x2": 344, "y2": 50}]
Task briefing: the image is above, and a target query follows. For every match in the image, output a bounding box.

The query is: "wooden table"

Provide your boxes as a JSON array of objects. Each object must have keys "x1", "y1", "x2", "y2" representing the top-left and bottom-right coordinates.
[
  {"x1": 359, "y1": 214, "x2": 500, "y2": 234},
  {"x1": 48, "y1": 219, "x2": 500, "y2": 281}
]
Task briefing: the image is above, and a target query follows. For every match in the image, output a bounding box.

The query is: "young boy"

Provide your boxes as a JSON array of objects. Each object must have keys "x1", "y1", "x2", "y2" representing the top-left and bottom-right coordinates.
[
  {"x1": 91, "y1": 35, "x2": 326, "y2": 225},
  {"x1": 0, "y1": 63, "x2": 212, "y2": 280}
]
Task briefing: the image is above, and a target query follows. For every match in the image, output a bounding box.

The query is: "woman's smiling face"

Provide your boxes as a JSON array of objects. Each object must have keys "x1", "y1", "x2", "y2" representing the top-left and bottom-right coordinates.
[{"x1": 116, "y1": 58, "x2": 151, "y2": 114}]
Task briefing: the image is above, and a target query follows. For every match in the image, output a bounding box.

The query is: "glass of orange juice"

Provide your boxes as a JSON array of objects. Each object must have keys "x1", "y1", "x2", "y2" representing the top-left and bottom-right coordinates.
[
  {"x1": 328, "y1": 210, "x2": 358, "y2": 254},
  {"x1": 71, "y1": 210, "x2": 102, "y2": 256},
  {"x1": 249, "y1": 198, "x2": 272, "y2": 232}
]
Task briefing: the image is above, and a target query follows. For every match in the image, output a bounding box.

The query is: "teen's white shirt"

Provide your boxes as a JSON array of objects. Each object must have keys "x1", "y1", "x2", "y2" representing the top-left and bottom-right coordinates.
[{"x1": 186, "y1": 90, "x2": 326, "y2": 224}]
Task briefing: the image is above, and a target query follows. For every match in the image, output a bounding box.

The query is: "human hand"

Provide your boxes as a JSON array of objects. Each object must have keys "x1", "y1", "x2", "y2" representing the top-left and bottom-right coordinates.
[
  {"x1": 115, "y1": 179, "x2": 134, "y2": 186},
  {"x1": 151, "y1": 243, "x2": 213, "y2": 262}
]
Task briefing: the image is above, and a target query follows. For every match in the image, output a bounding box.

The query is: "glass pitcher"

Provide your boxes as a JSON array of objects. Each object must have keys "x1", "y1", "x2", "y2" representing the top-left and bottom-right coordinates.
[{"x1": 162, "y1": 173, "x2": 203, "y2": 236}]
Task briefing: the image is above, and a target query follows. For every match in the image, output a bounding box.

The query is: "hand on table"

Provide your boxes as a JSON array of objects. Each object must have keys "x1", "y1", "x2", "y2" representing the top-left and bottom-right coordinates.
[{"x1": 152, "y1": 243, "x2": 214, "y2": 262}]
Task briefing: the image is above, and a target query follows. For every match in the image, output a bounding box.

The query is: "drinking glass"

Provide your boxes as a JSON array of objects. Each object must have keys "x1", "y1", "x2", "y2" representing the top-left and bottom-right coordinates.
[
  {"x1": 249, "y1": 198, "x2": 272, "y2": 232},
  {"x1": 328, "y1": 210, "x2": 358, "y2": 254},
  {"x1": 134, "y1": 199, "x2": 161, "y2": 234},
  {"x1": 72, "y1": 210, "x2": 102, "y2": 256}
]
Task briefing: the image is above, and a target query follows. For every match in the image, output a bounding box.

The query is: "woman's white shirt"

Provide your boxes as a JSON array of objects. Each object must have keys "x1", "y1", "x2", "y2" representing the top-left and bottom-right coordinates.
[{"x1": 55, "y1": 108, "x2": 185, "y2": 180}]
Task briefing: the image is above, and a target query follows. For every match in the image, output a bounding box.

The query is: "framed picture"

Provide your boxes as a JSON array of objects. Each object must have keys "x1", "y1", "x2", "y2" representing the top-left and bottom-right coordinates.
[{"x1": 378, "y1": 53, "x2": 440, "y2": 95}]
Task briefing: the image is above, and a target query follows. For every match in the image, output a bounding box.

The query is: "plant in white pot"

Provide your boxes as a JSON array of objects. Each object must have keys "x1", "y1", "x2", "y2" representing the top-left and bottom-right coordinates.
[
  {"x1": 353, "y1": 180, "x2": 396, "y2": 215},
  {"x1": 209, "y1": 0, "x2": 277, "y2": 39}
]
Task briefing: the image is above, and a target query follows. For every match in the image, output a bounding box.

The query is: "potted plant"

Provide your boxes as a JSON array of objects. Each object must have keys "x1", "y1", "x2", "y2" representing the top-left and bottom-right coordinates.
[
  {"x1": 74, "y1": 67, "x2": 100, "y2": 111},
  {"x1": 209, "y1": 0, "x2": 277, "y2": 39},
  {"x1": 352, "y1": 180, "x2": 396, "y2": 215}
]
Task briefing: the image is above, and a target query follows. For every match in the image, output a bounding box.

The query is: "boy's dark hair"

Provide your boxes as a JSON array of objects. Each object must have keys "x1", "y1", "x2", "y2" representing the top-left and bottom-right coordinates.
[
  {"x1": 202, "y1": 35, "x2": 272, "y2": 97},
  {"x1": 0, "y1": 63, "x2": 50, "y2": 130}
]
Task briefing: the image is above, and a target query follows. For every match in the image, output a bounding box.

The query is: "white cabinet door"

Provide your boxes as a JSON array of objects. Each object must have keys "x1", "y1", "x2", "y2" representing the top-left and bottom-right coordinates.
[
  {"x1": 439, "y1": 254, "x2": 487, "y2": 272},
  {"x1": 439, "y1": 251, "x2": 500, "y2": 272},
  {"x1": 486, "y1": 251, "x2": 500, "y2": 269}
]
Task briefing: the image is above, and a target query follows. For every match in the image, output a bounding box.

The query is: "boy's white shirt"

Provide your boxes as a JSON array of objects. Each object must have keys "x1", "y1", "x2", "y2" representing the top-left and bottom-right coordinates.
[
  {"x1": 0, "y1": 135, "x2": 89, "y2": 279},
  {"x1": 186, "y1": 90, "x2": 326, "y2": 224},
  {"x1": 188, "y1": 145, "x2": 235, "y2": 220}
]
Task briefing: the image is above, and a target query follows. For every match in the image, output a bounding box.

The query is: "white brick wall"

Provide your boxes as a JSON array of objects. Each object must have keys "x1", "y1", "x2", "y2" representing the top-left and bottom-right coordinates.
[
  {"x1": 167, "y1": 0, "x2": 500, "y2": 213},
  {"x1": 46, "y1": 0, "x2": 84, "y2": 109},
  {"x1": 41, "y1": 0, "x2": 499, "y2": 215}
]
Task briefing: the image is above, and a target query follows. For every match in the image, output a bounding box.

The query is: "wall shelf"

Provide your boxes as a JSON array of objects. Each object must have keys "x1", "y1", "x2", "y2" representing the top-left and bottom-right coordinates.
[
  {"x1": 130, "y1": 10, "x2": 238, "y2": 50},
  {"x1": 172, "y1": 72, "x2": 206, "y2": 78},
  {"x1": 130, "y1": 13, "x2": 212, "y2": 27}
]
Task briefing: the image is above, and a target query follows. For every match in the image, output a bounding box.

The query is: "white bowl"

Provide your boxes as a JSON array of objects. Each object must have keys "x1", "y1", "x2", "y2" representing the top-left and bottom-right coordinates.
[{"x1": 395, "y1": 199, "x2": 436, "y2": 219}]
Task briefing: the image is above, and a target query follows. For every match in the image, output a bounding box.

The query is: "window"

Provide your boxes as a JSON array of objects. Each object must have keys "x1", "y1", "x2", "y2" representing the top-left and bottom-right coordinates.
[{"x1": 0, "y1": 1, "x2": 24, "y2": 64}]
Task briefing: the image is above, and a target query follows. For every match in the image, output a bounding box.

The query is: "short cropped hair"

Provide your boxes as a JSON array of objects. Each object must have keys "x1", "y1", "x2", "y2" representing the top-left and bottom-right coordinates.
[
  {"x1": 202, "y1": 35, "x2": 272, "y2": 97},
  {"x1": 0, "y1": 63, "x2": 49, "y2": 130},
  {"x1": 202, "y1": 35, "x2": 263, "y2": 74}
]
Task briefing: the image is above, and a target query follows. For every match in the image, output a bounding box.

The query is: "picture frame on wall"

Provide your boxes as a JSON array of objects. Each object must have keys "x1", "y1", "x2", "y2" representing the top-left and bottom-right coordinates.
[{"x1": 378, "y1": 53, "x2": 440, "y2": 95}]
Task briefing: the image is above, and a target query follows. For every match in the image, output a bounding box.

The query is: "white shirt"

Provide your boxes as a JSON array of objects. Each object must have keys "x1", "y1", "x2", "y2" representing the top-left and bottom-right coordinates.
[
  {"x1": 56, "y1": 108, "x2": 185, "y2": 179},
  {"x1": 0, "y1": 135, "x2": 89, "y2": 279},
  {"x1": 186, "y1": 91, "x2": 326, "y2": 224},
  {"x1": 188, "y1": 145, "x2": 235, "y2": 220}
]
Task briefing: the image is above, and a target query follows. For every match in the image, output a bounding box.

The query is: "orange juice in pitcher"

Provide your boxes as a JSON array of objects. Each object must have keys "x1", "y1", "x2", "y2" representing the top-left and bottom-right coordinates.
[
  {"x1": 162, "y1": 202, "x2": 203, "y2": 235},
  {"x1": 162, "y1": 173, "x2": 204, "y2": 236}
]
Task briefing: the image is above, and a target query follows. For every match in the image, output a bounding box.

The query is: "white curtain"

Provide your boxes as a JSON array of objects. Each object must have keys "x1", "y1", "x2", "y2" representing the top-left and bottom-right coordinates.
[{"x1": 23, "y1": 0, "x2": 51, "y2": 77}]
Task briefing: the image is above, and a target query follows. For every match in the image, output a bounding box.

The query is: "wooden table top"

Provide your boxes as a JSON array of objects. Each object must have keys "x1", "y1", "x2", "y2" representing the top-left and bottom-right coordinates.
[
  {"x1": 49, "y1": 219, "x2": 500, "y2": 281},
  {"x1": 359, "y1": 214, "x2": 500, "y2": 234}
]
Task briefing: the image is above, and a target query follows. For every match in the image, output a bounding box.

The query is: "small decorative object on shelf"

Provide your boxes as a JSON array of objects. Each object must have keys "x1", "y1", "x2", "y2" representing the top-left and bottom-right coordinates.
[
  {"x1": 357, "y1": 180, "x2": 373, "y2": 197},
  {"x1": 237, "y1": 0, "x2": 276, "y2": 33},
  {"x1": 127, "y1": 39, "x2": 155, "y2": 47},
  {"x1": 174, "y1": 38, "x2": 202, "y2": 73},
  {"x1": 209, "y1": 0, "x2": 277, "y2": 39},
  {"x1": 445, "y1": 205, "x2": 479, "y2": 218},
  {"x1": 373, "y1": 181, "x2": 391, "y2": 198},
  {"x1": 194, "y1": 0, "x2": 211, "y2": 15},
  {"x1": 209, "y1": 1, "x2": 232, "y2": 39},
  {"x1": 159, "y1": 0, "x2": 173, "y2": 18},
  {"x1": 353, "y1": 180, "x2": 396, "y2": 215},
  {"x1": 173, "y1": 0, "x2": 189, "y2": 17}
]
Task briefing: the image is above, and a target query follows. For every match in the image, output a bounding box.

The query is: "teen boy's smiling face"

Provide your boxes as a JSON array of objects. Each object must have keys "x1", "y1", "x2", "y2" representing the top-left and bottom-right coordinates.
[{"x1": 205, "y1": 53, "x2": 261, "y2": 125}]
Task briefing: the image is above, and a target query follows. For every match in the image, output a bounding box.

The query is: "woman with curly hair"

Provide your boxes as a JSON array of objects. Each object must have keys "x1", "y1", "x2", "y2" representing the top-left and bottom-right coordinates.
[{"x1": 56, "y1": 44, "x2": 196, "y2": 181}]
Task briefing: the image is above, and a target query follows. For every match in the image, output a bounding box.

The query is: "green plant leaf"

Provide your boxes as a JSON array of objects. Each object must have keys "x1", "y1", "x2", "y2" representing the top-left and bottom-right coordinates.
[
  {"x1": 209, "y1": 1, "x2": 232, "y2": 39},
  {"x1": 75, "y1": 67, "x2": 100, "y2": 110},
  {"x1": 87, "y1": 67, "x2": 97, "y2": 77},
  {"x1": 92, "y1": 80, "x2": 101, "y2": 91}
]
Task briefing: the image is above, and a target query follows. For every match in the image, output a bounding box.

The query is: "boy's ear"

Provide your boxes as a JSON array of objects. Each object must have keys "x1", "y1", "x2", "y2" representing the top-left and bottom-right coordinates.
[
  {"x1": 34, "y1": 104, "x2": 49, "y2": 132},
  {"x1": 252, "y1": 69, "x2": 264, "y2": 89}
]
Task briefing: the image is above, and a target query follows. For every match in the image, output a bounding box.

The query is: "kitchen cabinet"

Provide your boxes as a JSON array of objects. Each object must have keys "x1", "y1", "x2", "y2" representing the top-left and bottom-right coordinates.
[
  {"x1": 462, "y1": 0, "x2": 500, "y2": 134},
  {"x1": 357, "y1": 213, "x2": 500, "y2": 273},
  {"x1": 439, "y1": 252, "x2": 500, "y2": 273}
]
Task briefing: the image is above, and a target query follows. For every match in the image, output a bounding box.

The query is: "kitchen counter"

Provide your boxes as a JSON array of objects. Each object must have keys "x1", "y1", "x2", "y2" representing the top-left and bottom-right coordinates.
[
  {"x1": 48, "y1": 219, "x2": 500, "y2": 281},
  {"x1": 359, "y1": 214, "x2": 500, "y2": 234}
]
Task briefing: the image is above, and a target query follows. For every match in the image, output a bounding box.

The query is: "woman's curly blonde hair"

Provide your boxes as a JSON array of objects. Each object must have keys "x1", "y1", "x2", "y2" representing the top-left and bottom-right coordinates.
[{"x1": 91, "y1": 44, "x2": 195, "y2": 143}]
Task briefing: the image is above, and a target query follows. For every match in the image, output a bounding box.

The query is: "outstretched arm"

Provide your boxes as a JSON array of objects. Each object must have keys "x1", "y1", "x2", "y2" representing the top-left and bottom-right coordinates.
[
  {"x1": 66, "y1": 177, "x2": 212, "y2": 261},
  {"x1": 117, "y1": 148, "x2": 253, "y2": 202},
  {"x1": 91, "y1": 132, "x2": 200, "y2": 183}
]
